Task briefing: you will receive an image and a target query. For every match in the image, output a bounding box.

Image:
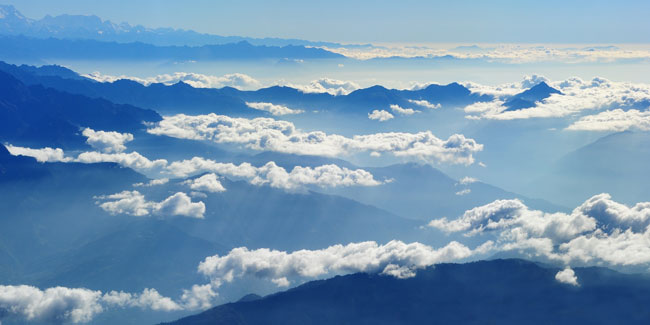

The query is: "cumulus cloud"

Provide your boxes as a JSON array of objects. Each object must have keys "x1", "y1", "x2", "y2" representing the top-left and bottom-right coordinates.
[
  {"x1": 464, "y1": 76, "x2": 650, "y2": 120},
  {"x1": 566, "y1": 109, "x2": 650, "y2": 132},
  {"x1": 427, "y1": 193, "x2": 650, "y2": 269},
  {"x1": 147, "y1": 114, "x2": 483, "y2": 165},
  {"x1": 389, "y1": 104, "x2": 419, "y2": 116},
  {"x1": 198, "y1": 240, "x2": 485, "y2": 287},
  {"x1": 5, "y1": 145, "x2": 386, "y2": 191},
  {"x1": 458, "y1": 176, "x2": 478, "y2": 185},
  {"x1": 183, "y1": 173, "x2": 226, "y2": 193},
  {"x1": 95, "y1": 191, "x2": 206, "y2": 219},
  {"x1": 368, "y1": 109, "x2": 394, "y2": 122},
  {"x1": 286, "y1": 78, "x2": 360, "y2": 96},
  {"x1": 245, "y1": 102, "x2": 304, "y2": 116},
  {"x1": 167, "y1": 158, "x2": 385, "y2": 191},
  {"x1": 82, "y1": 128, "x2": 133, "y2": 153},
  {"x1": 555, "y1": 267, "x2": 579, "y2": 286},
  {"x1": 0, "y1": 285, "x2": 214, "y2": 324},
  {"x1": 5, "y1": 145, "x2": 71, "y2": 163},
  {"x1": 84, "y1": 71, "x2": 262, "y2": 90},
  {"x1": 408, "y1": 99, "x2": 441, "y2": 109},
  {"x1": 455, "y1": 189, "x2": 471, "y2": 196}
]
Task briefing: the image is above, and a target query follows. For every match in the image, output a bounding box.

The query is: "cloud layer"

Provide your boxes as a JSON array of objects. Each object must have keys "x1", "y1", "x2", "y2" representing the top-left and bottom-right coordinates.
[
  {"x1": 367, "y1": 109, "x2": 394, "y2": 121},
  {"x1": 82, "y1": 128, "x2": 134, "y2": 153},
  {"x1": 245, "y1": 102, "x2": 304, "y2": 116},
  {"x1": 147, "y1": 114, "x2": 483, "y2": 165},
  {"x1": 428, "y1": 193, "x2": 650, "y2": 269},
  {"x1": 84, "y1": 71, "x2": 262, "y2": 90},
  {"x1": 95, "y1": 191, "x2": 206, "y2": 218}
]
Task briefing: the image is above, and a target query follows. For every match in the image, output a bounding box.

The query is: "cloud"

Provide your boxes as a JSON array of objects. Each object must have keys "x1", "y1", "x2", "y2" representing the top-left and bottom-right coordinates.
[
  {"x1": 458, "y1": 176, "x2": 478, "y2": 185},
  {"x1": 95, "y1": 191, "x2": 206, "y2": 219},
  {"x1": 407, "y1": 99, "x2": 441, "y2": 109},
  {"x1": 5, "y1": 145, "x2": 386, "y2": 191},
  {"x1": 84, "y1": 71, "x2": 262, "y2": 90},
  {"x1": 566, "y1": 109, "x2": 650, "y2": 132},
  {"x1": 167, "y1": 159, "x2": 385, "y2": 191},
  {"x1": 464, "y1": 76, "x2": 650, "y2": 120},
  {"x1": 455, "y1": 189, "x2": 471, "y2": 196},
  {"x1": 321, "y1": 44, "x2": 650, "y2": 63},
  {"x1": 5, "y1": 145, "x2": 71, "y2": 163},
  {"x1": 427, "y1": 193, "x2": 650, "y2": 269},
  {"x1": 368, "y1": 109, "x2": 394, "y2": 122},
  {"x1": 133, "y1": 178, "x2": 169, "y2": 187},
  {"x1": 198, "y1": 240, "x2": 484, "y2": 287},
  {"x1": 147, "y1": 114, "x2": 483, "y2": 165},
  {"x1": 0, "y1": 285, "x2": 214, "y2": 324},
  {"x1": 183, "y1": 173, "x2": 226, "y2": 193},
  {"x1": 555, "y1": 267, "x2": 579, "y2": 286},
  {"x1": 82, "y1": 128, "x2": 134, "y2": 153},
  {"x1": 0, "y1": 285, "x2": 103, "y2": 324},
  {"x1": 245, "y1": 102, "x2": 304, "y2": 116},
  {"x1": 389, "y1": 104, "x2": 419, "y2": 116},
  {"x1": 286, "y1": 78, "x2": 360, "y2": 96}
]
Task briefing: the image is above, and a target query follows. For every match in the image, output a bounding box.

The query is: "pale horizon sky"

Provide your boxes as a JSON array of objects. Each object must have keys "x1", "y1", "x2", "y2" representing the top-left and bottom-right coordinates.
[{"x1": 3, "y1": 0, "x2": 650, "y2": 44}]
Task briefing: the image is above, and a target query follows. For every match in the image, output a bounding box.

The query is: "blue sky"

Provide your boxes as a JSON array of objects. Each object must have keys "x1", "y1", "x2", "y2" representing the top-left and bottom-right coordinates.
[{"x1": 5, "y1": 0, "x2": 650, "y2": 43}]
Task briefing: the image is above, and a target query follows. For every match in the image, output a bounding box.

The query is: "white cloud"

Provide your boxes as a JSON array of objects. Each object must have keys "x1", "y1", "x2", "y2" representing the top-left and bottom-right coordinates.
[
  {"x1": 455, "y1": 189, "x2": 471, "y2": 196},
  {"x1": 133, "y1": 178, "x2": 169, "y2": 187},
  {"x1": 84, "y1": 71, "x2": 262, "y2": 90},
  {"x1": 245, "y1": 102, "x2": 304, "y2": 116},
  {"x1": 183, "y1": 173, "x2": 226, "y2": 193},
  {"x1": 5, "y1": 145, "x2": 71, "y2": 163},
  {"x1": 4, "y1": 145, "x2": 386, "y2": 191},
  {"x1": 566, "y1": 109, "x2": 650, "y2": 132},
  {"x1": 407, "y1": 99, "x2": 440, "y2": 109},
  {"x1": 167, "y1": 159, "x2": 385, "y2": 191},
  {"x1": 321, "y1": 44, "x2": 650, "y2": 63},
  {"x1": 198, "y1": 240, "x2": 482, "y2": 287},
  {"x1": 0, "y1": 285, "x2": 103, "y2": 324},
  {"x1": 286, "y1": 78, "x2": 360, "y2": 96},
  {"x1": 81, "y1": 128, "x2": 134, "y2": 153},
  {"x1": 389, "y1": 104, "x2": 419, "y2": 116},
  {"x1": 464, "y1": 77, "x2": 650, "y2": 120},
  {"x1": 427, "y1": 193, "x2": 650, "y2": 269},
  {"x1": 0, "y1": 285, "x2": 214, "y2": 324},
  {"x1": 555, "y1": 267, "x2": 579, "y2": 286},
  {"x1": 147, "y1": 114, "x2": 483, "y2": 165},
  {"x1": 368, "y1": 109, "x2": 394, "y2": 122},
  {"x1": 458, "y1": 176, "x2": 478, "y2": 185},
  {"x1": 95, "y1": 190, "x2": 205, "y2": 219}
]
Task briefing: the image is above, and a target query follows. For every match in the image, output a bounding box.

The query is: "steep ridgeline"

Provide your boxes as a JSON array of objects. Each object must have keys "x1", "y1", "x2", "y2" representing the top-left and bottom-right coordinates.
[
  {"x1": 0, "y1": 70, "x2": 160, "y2": 148},
  {"x1": 0, "y1": 61, "x2": 492, "y2": 116},
  {"x1": 164, "y1": 259, "x2": 650, "y2": 325}
]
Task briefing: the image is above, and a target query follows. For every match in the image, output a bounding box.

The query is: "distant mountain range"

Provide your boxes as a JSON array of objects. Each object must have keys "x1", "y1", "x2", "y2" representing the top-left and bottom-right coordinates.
[
  {"x1": 164, "y1": 259, "x2": 650, "y2": 325},
  {"x1": 0, "y1": 4, "x2": 367, "y2": 48},
  {"x1": 0, "y1": 61, "x2": 491, "y2": 116}
]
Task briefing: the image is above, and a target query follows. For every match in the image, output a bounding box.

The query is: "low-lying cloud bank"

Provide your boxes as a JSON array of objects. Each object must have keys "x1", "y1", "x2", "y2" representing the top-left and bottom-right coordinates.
[
  {"x1": 84, "y1": 71, "x2": 262, "y2": 90},
  {"x1": 245, "y1": 102, "x2": 304, "y2": 116},
  {"x1": 464, "y1": 76, "x2": 650, "y2": 121},
  {"x1": 95, "y1": 191, "x2": 206, "y2": 219},
  {"x1": 5, "y1": 146, "x2": 386, "y2": 191},
  {"x1": 0, "y1": 285, "x2": 214, "y2": 324},
  {"x1": 428, "y1": 193, "x2": 650, "y2": 268},
  {"x1": 147, "y1": 114, "x2": 483, "y2": 165}
]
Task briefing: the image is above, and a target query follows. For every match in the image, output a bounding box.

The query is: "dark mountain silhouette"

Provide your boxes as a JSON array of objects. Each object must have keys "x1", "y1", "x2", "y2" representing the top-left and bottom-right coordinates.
[
  {"x1": 0, "y1": 70, "x2": 160, "y2": 148},
  {"x1": 504, "y1": 81, "x2": 561, "y2": 111},
  {"x1": 164, "y1": 259, "x2": 650, "y2": 325}
]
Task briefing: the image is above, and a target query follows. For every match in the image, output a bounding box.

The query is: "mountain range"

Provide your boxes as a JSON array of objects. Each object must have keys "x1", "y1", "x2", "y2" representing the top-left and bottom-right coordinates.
[{"x1": 164, "y1": 259, "x2": 650, "y2": 325}]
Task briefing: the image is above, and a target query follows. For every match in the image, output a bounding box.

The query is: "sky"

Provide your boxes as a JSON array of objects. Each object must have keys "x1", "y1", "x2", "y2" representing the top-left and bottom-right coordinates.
[{"x1": 4, "y1": 0, "x2": 650, "y2": 43}]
